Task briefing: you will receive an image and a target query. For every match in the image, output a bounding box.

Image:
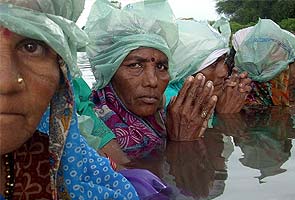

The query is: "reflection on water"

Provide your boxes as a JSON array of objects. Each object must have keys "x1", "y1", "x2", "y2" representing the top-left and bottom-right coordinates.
[
  {"x1": 126, "y1": 107, "x2": 295, "y2": 200},
  {"x1": 237, "y1": 132, "x2": 291, "y2": 182},
  {"x1": 215, "y1": 107, "x2": 293, "y2": 182}
]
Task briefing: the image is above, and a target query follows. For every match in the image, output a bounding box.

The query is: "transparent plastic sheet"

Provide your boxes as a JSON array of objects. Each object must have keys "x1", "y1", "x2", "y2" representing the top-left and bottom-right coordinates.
[
  {"x1": 77, "y1": 115, "x2": 101, "y2": 149},
  {"x1": 212, "y1": 17, "x2": 231, "y2": 45},
  {"x1": 233, "y1": 19, "x2": 295, "y2": 82},
  {"x1": 123, "y1": 0, "x2": 176, "y2": 30},
  {"x1": 169, "y1": 18, "x2": 230, "y2": 82},
  {"x1": 85, "y1": 0, "x2": 179, "y2": 89},
  {"x1": 0, "y1": 0, "x2": 88, "y2": 77}
]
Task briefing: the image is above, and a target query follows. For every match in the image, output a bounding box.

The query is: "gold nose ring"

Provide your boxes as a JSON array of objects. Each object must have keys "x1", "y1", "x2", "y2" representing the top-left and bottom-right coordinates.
[
  {"x1": 201, "y1": 110, "x2": 207, "y2": 119},
  {"x1": 17, "y1": 77, "x2": 24, "y2": 84}
]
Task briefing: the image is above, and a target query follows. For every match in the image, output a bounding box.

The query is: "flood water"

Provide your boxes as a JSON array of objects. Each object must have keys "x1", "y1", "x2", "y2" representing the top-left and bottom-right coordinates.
[
  {"x1": 127, "y1": 107, "x2": 295, "y2": 200},
  {"x1": 79, "y1": 55, "x2": 295, "y2": 200}
]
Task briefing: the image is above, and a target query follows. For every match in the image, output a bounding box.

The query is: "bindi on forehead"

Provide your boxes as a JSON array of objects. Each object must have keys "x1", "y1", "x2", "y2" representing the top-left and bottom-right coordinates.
[
  {"x1": 151, "y1": 57, "x2": 155, "y2": 62},
  {"x1": 2, "y1": 28, "x2": 12, "y2": 38}
]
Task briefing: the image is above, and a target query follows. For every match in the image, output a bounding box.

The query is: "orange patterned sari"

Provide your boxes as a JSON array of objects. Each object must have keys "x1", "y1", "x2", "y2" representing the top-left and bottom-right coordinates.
[{"x1": 246, "y1": 64, "x2": 294, "y2": 107}]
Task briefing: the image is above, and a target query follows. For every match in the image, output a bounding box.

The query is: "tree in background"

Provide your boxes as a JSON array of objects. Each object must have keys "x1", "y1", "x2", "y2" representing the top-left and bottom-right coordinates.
[{"x1": 215, "y1": 0, "x2": 295, "y2": 32}]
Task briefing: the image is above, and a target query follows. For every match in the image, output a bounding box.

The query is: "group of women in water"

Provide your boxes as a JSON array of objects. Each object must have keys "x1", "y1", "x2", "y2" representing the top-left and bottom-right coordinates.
[{"x1": 0, "y1": 0, "x2": 294, "y2": 199}]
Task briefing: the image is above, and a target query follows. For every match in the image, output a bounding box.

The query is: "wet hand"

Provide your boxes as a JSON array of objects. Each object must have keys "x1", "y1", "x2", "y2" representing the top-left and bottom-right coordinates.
[
  {"x1": 238, "y1": 70, "x2": 252, "y2": 93},
  {"x1": 99, "y1": 139, "x2": 131, "y2": 169},
  {"x1": 166, "y1": 73, "x2": 218, "y2": 141},
  {"x1": 216, "y1": 68, "x2": 252, "y2": 113}
]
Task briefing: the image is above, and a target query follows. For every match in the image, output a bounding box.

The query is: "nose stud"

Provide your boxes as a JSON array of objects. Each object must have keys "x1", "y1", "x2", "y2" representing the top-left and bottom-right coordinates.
[{"x1": 17, "y1": 77, "x2": 24, "y2": 84}]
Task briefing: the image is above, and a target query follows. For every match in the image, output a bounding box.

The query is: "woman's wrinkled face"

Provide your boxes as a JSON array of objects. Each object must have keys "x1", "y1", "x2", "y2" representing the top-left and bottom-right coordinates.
[
  {"x1": 0, "y1": 27, "x2": 60, "y2": 154},
  {"x1": 201, "y1": 56, "x2": 228, "y2": 97},
  {"x1": 111, "y1": 47, "x2": 169, "y2": 117}
]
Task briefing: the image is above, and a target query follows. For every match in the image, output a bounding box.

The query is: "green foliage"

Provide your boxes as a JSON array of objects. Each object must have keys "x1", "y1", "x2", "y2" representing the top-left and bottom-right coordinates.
[
  {"x1": 230, "y1": 21, "x2": 256, "y2": 34},
  {"x1": 216, "y1": 0, "x2": 295, "y2": 33},
  {"x1": 216, "y1": 0, "x2": 295, "y2": 24},
  {"x1": 279, "y1": 18, "x2": 295, "y2": 33}
]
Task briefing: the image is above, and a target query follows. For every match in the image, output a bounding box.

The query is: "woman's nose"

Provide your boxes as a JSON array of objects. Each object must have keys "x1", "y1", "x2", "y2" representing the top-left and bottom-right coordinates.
[
  {"x1": 142, "y1": 65, "x2": 158, "y2": 88},
  {"x1": 0, "y1": 43, "x2": 23, "y2": 94},
  {"x1": 217, "y1": 61, "x2": 228, "y2": 78}
]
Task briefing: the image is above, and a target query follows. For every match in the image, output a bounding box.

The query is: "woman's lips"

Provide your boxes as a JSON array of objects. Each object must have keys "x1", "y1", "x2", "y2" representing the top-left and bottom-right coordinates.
[
  {"x1": 138, "y1": 96, "x2": 159, "y2": 104},
  {"x1": 214, "y1": 81, "x2": 224, "y2": 87},
  {"x1": 0, "y1": 112, "x2": 24, "y2": 117},
  {"x1": 212, "y1": 83, "x2": 222, "y2": 90},
  {"x1": 0, "y1": 113, "x2": 25, "y2": 125}
]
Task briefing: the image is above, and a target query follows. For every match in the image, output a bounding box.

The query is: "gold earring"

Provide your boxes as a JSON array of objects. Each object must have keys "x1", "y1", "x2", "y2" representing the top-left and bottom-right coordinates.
[{"x1": 17, "y1": 77, "x2": 24, "y2": 84}]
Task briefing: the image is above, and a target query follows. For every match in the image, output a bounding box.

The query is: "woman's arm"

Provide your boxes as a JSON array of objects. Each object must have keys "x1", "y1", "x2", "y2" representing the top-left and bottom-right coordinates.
[{"x1": 99, "y1": 139, "x2": 130, "y2": 169}]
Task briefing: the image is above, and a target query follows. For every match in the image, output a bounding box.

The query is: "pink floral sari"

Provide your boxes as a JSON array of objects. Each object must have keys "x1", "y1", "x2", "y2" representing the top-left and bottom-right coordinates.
[{"x1": 91, "y1": 84, "x2": 167, "y2": 158}]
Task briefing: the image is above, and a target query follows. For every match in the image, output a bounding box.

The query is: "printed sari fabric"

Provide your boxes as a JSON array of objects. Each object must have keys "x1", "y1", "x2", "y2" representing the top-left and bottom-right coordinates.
[
  {"x1": 245, "y1": 68, "x2": 291, "y2": 106},
  {"x1": 270, "y1": 68, "x2": 290, "y2": 106},
  {"x1": 92, "y1": 83, "x2": 167, "y2": 158},
  {"x1": 13, "y1": 131, "x2": 51, "y2": 200}
]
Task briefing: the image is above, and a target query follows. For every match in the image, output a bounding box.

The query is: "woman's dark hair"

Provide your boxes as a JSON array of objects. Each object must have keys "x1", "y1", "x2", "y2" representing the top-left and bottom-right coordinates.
[{"x1": 225, "y1": 47, "x2": 236, "y2": 76}]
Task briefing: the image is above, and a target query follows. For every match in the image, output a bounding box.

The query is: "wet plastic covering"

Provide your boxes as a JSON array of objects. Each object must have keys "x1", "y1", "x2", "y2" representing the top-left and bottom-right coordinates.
[
  {"x1": 233, "y1": 19, "x2": 295, "y2": 82},
  {"x1": 0, "y1": 0, "x2": 88, "y2": 77},
  {"x1": 169, "y1": 18, "x2": 230, "y2": 82},
  {"x1": 85, "y1": 0, "x2": 179, "y2": 89}
]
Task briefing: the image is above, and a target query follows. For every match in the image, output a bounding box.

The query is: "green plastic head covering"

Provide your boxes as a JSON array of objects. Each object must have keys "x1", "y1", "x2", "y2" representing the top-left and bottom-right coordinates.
[
  {"x1": 169, "y1": 18, "x2": 230, "y2": 83},
  {"x1": 233, "y1": 19, "x2": 295, "y2": 82},
  {"x1": 85, "y1": 0, "x2": 179, "y2": 89},
  {"x1": 0, "y1": 0, "x2": 88, "y2": 77}
]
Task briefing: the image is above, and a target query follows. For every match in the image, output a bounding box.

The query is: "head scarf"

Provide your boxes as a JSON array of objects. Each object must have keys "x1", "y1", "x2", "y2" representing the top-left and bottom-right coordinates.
[
  {"x1": 169, "y1": 18, "x2": 230, "y2": 83},
  {"x1": 85, "y1": 0, "x2": 178, "y2": 89},
  {"x1": 233, "y1": 18, "x2": 295, "y2": 82},
  {"x1": 0, "y1": 1, "x2": 139, "y2": 199},
  {"x1": 232, "y1": 26, "x2": 254, "y2": 51}
]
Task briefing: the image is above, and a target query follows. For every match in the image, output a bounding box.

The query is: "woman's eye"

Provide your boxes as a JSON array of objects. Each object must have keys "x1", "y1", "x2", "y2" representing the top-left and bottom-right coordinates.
[
  {"x1": 157, "y1": 64, "x2": 168, "y2": 71},
  {"x1": 210, "y1": 61, "x2": 218, "y2": 69},
  {"x1": 127, "y1": 63, "x2": 142, "y2": 68},
  {"x1": 18, "y1": 39, "x2": 47, "y2": 56}
]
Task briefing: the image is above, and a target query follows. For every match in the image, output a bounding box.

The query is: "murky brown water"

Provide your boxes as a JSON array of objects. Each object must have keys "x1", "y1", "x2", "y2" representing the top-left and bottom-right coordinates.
[{"x1": 127, "y1": 107, "x2": 295, "y2": 200}]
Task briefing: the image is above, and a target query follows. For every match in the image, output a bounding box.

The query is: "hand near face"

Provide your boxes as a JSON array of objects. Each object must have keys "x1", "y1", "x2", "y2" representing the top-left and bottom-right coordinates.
[
  {"x1": 216, "y1": 68, "x2": 252, "y2": 113},
  {"x1": 166, "y1": 74, "x2": 218, "y2": 141}
]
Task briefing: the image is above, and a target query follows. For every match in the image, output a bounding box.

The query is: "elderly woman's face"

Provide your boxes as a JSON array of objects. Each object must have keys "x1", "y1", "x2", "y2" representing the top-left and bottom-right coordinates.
[
  {"x1": 201, "y1": 56, "x2": 228, "y2": 97},
  {"x1": 111, "y1": 47, "x2": 169, "y2": 117},
  {"x1": 0, "y1": 27, "x2": 60, "y2": 154}
]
